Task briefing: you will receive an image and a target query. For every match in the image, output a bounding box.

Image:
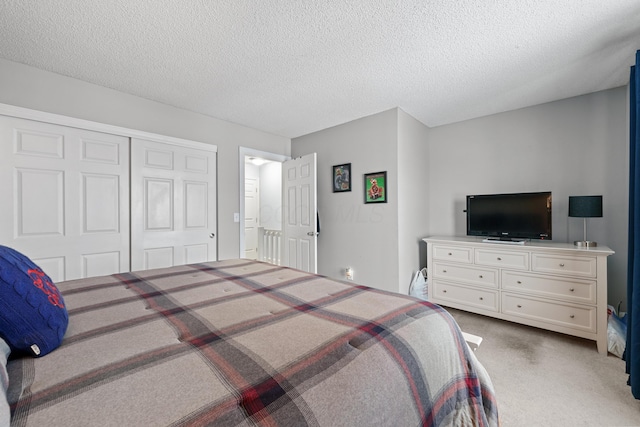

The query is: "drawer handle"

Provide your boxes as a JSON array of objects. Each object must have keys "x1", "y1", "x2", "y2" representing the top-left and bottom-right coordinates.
[
  {"x1": 517, "y1": 280, "x2": 522, "y2": 284},
  {"x1": 443, "y1": 290, "x2": 447, "y2": 293},
  {"x1": 479, "y1": 275, "x2": 483, "y2": 279},
  {"x1": 559, "y1": 263, "x2": 565, "y2": 267},
  {"x1": 442, "y1": 269, "x2": 447, "y2": 273},
  {"x1": 570, "y1": 314, "x2": 575, "y2": 319},
  {"x1": 479, "y1": 297, "x2": 484, "y2": 301},
  {"x1": 448, "y1": 252, "x2": 453, "y2": 256},
  {"x1": 517, "y1": 304, "x2": 522, "y2": 308},
  {"x1": 569, "y1": 288, "x2": 575, "y2": 292},
  {"x1": 497, "y1": 257, "x2": 502, "y2": 261}
]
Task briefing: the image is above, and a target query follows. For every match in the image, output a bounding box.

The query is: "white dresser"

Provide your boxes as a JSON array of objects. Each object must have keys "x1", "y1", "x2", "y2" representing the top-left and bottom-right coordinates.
[{"x1": 424, "y1": 236, "x2": 614, "y2": 354}]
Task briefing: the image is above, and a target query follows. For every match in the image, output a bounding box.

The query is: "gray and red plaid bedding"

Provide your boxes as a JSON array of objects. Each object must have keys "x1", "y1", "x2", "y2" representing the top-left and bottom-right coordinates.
[{"x1": 7, "y1": 259, "x2": 498, "y2": 426}]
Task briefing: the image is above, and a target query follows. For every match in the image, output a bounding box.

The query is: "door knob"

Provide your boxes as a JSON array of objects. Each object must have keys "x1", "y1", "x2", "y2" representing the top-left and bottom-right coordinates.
[
  {"x1": 209, "y1": 233, "x2": 215, "y2": 238},
  {"x1": 307, "y1": 231, "x2": 319, "y2": 236}
]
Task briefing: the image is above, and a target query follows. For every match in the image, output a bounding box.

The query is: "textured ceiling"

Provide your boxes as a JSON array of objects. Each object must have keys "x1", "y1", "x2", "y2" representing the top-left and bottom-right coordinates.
[{"x1": 1, "y1": 1, "x2": 639, "y2": 138}]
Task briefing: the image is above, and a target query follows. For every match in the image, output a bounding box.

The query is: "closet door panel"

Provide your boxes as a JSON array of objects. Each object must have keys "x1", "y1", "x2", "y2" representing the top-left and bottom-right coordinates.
[
  {"x1": 33, "y1": 257, "x2": 66, "y2": 283},
  {"x1": 14, "y1": 127, "x2": 64, "y2": 158},
  {"x1": 0, "y1": 115, "x2": 130, "y2": 281},
  {"x1": 83, "y1": 173, "x2": 121, "y2": 233},
  {"x1": 131, "y1": 138, "x2": 217, "y2": 271},
  {"x1": 81, "y1": 251, "x2": 122, "y2": 277},
  {"x1": 145, "y1": 178, "x2": 174, "y2": 230},
  {"x1": 16, "y1": 168, "x2": 65, "y2": 236},
  {"x1": 184, "y1": 244, "x2": 208, "y2": 264},
  {"x1": 185, "y1": 181, "x2": 207, "y2": 228}
]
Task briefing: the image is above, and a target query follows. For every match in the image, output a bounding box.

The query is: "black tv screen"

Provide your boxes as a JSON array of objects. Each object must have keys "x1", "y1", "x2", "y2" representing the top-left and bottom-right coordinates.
[{"x1": 466, "y1": 192, "x2": 552, "y2": 240}]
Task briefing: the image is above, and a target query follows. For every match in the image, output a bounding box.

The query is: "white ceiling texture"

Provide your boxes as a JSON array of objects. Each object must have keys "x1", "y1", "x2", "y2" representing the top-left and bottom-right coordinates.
[{"x1": 1, "y1": 1, "x2": 639, "y2": 138}]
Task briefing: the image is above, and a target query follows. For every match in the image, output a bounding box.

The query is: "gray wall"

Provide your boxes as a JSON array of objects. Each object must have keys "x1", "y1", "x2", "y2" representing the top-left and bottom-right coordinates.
[
  {"x1": 427, "y1": 87, "x2": 629, "y2": 309},
  {"x1": 0, "y1": 59, "x2": 291, "y2": 260},
  {"x1": 292, "y1": 88, "x2": 628, "y2": 309},
  {"x1": 292, "y1": 109, "x2": 401, "y2": 292},
  {"x1": 292, "y1": 108, "x2": 431, "y2": 294},
  {"x1": 397, "y1": 110, "x2": 430, "y2": 293}
]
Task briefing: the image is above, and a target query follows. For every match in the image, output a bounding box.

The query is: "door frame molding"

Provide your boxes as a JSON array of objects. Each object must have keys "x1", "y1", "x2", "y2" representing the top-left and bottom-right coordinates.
[
  {"x1": 0, "y1": 103, "x2": 217, "y2": 152},
  {"x1": 238, "y1": 147, "x2": 289, "y2": 259}
]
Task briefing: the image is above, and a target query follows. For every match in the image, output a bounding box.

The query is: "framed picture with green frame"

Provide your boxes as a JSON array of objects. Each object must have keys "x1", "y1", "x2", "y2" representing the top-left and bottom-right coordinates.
[{"x1": 364, "y1": 171, "x2": 387, "y2": 203}]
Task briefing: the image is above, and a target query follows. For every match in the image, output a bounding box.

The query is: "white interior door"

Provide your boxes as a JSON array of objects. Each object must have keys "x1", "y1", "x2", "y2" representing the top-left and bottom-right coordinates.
[
  {"x1": 0, "y1": 115, "x2": 130, "y2": 282},
  {"x1": 282, "y1": 153, "x2": 317, "y2": 273},
  {"x1": 131, "y1": 138, "x2": 217, "y2": 271},
  {"x1": 244, "y1": 177, "x2": 259, "y2": 259}
]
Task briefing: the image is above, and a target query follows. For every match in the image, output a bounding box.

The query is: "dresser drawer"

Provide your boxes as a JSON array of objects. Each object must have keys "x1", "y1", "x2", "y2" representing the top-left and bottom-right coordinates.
[
  {"x1": 502, "y1": 271, "x2": 596, "y2": 304},
  {"x1": 432, "y1": 245, "x2": 473, "y2": 264},
  {"x1": 531, "y1": 253, "x2": 597, "y2": 278},
  {"x1": 475, "y1": 249, "x2": 529, "y2": 270},
  {"x1": 432, "y1": 280, "x2": 499, "y2": 312},
  {"x1": 433, "y1": 262, "x2": 498, "y2": 288},
  {"x1": 502, "y1": 293, "x2": 596, "y2": 333}
]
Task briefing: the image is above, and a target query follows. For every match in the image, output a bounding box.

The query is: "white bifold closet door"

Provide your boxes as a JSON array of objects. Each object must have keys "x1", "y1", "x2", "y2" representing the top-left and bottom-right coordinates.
[
  {"x1": 0, "y1": 115, "x2": 130, "y2": 282},
  {"x1": 130, "y1": 138, "x2": 217, "y2": 271}
]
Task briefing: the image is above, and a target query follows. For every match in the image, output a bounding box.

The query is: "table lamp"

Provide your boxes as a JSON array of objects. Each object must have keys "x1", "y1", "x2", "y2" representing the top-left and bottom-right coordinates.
[{"x1": 568, "y1": 195, "x2": 602, "y2": 247}]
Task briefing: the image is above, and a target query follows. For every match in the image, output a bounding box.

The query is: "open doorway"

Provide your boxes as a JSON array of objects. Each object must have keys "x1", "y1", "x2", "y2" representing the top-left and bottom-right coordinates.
[{"x1": 238, "y1": 147, "x2": 288, "y2": 263}]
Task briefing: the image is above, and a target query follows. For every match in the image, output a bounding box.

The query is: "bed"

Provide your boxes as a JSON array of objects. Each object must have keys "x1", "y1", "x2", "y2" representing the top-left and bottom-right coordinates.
[{"x1": 3, "y1": 259, "x2": 498, "y2": 426}]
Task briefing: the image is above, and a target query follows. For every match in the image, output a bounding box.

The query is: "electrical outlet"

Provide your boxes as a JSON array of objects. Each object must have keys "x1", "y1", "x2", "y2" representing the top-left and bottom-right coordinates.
[
  {"x1": 345, "y1": 267, "x2": 353, "y2": 280},
  {"x1": 233, "y1": 213, "x2": 240, "y2": 222}
]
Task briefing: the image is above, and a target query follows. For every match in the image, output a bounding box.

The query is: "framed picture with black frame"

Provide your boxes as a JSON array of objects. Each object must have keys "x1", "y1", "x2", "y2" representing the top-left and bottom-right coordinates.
[
  {"x1": 332, "y1": 163, "x2": 351, "y2": 192},
  {"x1": 364, "y1": 171, "x2": 387, "y2": 203}
]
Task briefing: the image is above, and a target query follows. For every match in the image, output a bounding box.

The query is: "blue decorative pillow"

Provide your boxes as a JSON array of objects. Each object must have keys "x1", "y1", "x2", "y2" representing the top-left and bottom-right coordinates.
[{"x1": 0, "y1": 246, "x2": 68, "y2": 357}]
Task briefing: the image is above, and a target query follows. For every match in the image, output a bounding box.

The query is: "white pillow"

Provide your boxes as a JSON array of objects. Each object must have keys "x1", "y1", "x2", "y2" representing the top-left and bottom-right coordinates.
[{"x1": 0, "y1": 338, "x2": 10, "y2": 427}]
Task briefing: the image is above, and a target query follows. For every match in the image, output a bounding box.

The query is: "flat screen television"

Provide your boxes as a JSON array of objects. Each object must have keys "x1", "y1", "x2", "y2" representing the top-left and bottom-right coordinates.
[{"x1": 466, "y1": 191, "x2": 552, "y2": 241}]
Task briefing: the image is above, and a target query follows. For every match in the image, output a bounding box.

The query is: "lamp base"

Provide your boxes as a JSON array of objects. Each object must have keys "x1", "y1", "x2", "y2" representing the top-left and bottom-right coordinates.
[{"x1": 574, "y1": 240, "x2": 597, "y2": 247}]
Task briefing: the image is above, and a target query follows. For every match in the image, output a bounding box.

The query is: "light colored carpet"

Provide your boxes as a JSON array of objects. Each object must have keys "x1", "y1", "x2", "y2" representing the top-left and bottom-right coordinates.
[{"x1": 447, "y1": 308, "x2": 640, "y2": 426}]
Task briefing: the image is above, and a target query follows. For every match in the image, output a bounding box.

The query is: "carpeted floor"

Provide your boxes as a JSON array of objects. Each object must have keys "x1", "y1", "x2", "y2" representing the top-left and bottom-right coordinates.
[{"x1": 447, "y1": 308, "x2": 640, "y2": 426}]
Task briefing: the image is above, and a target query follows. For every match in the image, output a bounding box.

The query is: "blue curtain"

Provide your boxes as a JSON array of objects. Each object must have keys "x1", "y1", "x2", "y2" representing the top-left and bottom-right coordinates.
[{"x1": 627, "y1": 49, "x2": 640, "y2": 399}]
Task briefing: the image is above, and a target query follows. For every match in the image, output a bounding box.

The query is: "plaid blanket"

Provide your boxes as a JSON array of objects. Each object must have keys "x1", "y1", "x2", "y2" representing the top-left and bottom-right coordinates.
[{"x1": 7, "y1": 259, "x2": 498, "y2": 426}]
